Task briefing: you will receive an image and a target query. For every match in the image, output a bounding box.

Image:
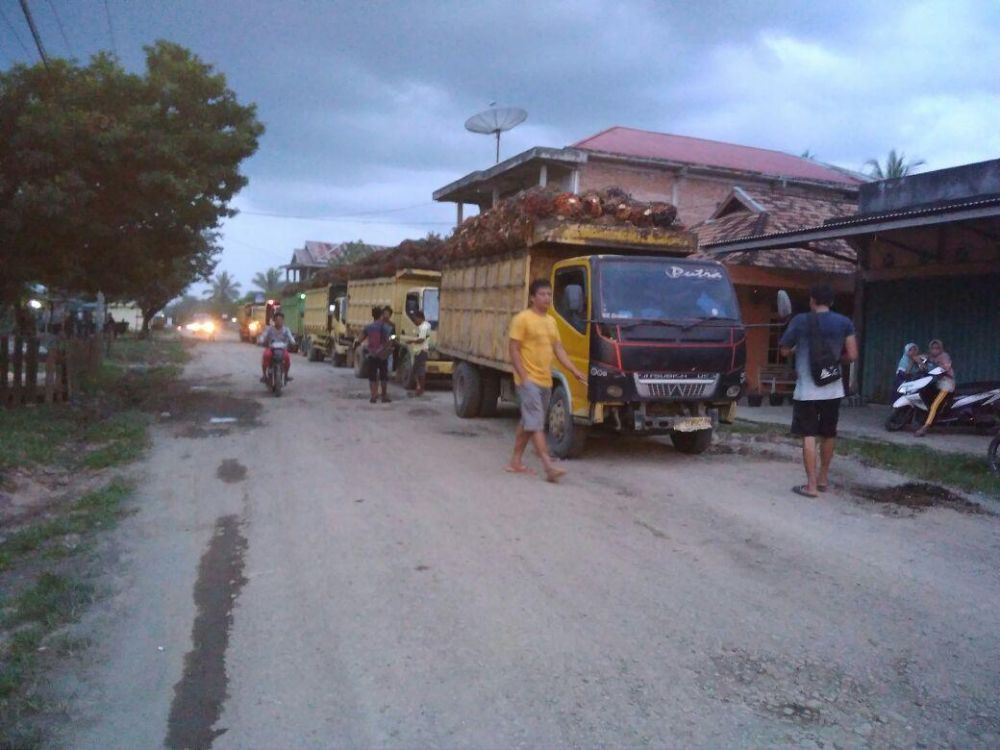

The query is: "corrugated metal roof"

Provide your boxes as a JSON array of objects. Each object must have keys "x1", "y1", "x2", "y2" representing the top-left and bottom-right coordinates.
[{"x1": 574, "y1": 126, "x2": 865, "y2": 187}]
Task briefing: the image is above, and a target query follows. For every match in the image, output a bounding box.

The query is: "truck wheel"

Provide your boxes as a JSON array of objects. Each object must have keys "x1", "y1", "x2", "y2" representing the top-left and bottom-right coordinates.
[
  {"x1": 479, "y1": 370, "x2": 500, "y2": 417},
  {"x1": 308, "y1": 338, "x2": 324, "y2": 362},
  {"x1": 301, "y1": 336, "x2": 311, "y2": 359},
  {"x1": 546, "y1": 387, "x2": 587, "y2": 458},
  {"x1": 333, "y1": 350, "x2": 347, "y2": 368},
  {"x1": 453, "y1": 362, "x2": 482, "y2": 418},
  {"x1": 670, "y1": 428, "x2": 712, "y2": 454}
]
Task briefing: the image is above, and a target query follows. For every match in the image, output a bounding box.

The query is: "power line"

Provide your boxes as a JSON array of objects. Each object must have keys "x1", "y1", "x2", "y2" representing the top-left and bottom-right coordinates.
[
  {"x1": 0, "y1": 5, "x2": 31, "y2": 59},
  {"x1": 45, "y1": 0, "x2": 74, "y2": 57},
  {"x1": 18, "y1": 0, "x2": 48, "y2": 68},
  {"x1": 102, "y1": 0, "x2": 117, "y2": 55}
]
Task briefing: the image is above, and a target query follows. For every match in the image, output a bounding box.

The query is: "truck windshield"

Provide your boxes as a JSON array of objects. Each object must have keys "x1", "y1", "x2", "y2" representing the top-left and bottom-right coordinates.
[{"x1": 597, "y1": 260, "x2": 739, "y2": 322}]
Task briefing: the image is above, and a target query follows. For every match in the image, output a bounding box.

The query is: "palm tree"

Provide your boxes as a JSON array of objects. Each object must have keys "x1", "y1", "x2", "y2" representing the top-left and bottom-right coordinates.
[
  {"x1": 864, "y1": 149, "x2": 926, "y2": 180},
  {"x1": 204, "y1": 270, "x2": 241, "y2": 304},
  {"x1": 800, "y1": 149, "x2": 817, "y2": 160},
  {"x1": 252, "y1": 267, "x2": 284, "y2": 295}
]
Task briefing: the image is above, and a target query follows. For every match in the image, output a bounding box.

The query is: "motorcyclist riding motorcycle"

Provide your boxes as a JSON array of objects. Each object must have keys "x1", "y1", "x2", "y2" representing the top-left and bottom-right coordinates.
[{"x1": 259, "y1": 311, "x2": 295, "y2": 383}]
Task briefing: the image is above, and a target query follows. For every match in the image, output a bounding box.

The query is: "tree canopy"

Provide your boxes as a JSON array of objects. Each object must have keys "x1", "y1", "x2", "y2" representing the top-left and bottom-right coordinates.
[
  {"x1": 0, "y1": 41, "x2": 264, "y2": 330},
  {"x1": 251, "y1": 267, "x2": 284, "y2": 297}
]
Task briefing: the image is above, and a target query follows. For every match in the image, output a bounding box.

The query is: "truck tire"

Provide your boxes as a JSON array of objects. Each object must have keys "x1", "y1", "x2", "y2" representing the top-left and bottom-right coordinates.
[
  {"x1": 333, "y1": 350, "x2": 347, "y2": 368},
  {"x1": 308, "y1": 337, "x2": 325, "y2": 362},
  {"x1": 670, "y1": 428, "x2": 712, "y2": 454},
  {"x1": 301, "y1": 336, "x2": 311, "y2": 359},
  {"x1": 453, "y1": 362, "x2": 482, "y2": 418},
  {"x1": 479, "y1": 370, "x2": 500, "y2": 417},
  {"x1": 546, "y1": 387, "x2": 587, "y2": 458}
]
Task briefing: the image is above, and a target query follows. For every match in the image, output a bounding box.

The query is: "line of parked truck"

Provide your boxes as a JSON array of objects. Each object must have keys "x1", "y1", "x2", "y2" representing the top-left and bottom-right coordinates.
[{"x1": 239, "y1": 207, "x2": 751, "y2": 459}]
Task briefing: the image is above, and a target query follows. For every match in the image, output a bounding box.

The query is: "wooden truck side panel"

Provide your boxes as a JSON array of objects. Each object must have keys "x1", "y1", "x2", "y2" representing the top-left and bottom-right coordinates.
[
  {"x1": 437, "y1": 248, "x2": 564, "y2": 373},
  {"x1": 303, "y1": 287, "x2": 331, "y2": 337}
]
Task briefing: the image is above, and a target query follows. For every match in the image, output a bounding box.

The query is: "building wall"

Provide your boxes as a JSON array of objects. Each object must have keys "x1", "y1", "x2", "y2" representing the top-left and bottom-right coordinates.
[{"x1": 861, "y1": 273, "x2": 1000, "y2": 403}]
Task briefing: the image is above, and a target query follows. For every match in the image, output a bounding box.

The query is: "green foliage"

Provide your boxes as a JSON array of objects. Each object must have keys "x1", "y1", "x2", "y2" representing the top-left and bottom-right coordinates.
[
  {"x1": 202, "y1": 270, "x2": 242, "y2": 317},
  {"x1": 251, "y1": 268, "x2": 284, "y2": 297},
  {"x1": 864, "y1": 149, "x2": 926, "y2": 180},
  {"x1": 0, "y1": 480, "x2": 131, "y2": 572},
  {"x1": 0, "y1": 42, "x2": 264, "y2": 321}
]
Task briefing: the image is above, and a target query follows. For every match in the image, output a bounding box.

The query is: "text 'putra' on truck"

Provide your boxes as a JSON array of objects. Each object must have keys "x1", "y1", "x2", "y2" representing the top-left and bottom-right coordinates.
[{"x1": 436, "y1": 188, "x2": 748, "y2": 458}]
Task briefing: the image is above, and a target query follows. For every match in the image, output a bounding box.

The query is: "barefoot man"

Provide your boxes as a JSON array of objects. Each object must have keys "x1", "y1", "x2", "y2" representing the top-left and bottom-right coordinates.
[{"x1": 508, "y1": 279, "x2": 587, "y2": 482}]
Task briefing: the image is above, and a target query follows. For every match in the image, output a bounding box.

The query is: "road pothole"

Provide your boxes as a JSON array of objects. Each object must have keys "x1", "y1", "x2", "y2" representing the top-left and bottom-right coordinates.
[
  {"x1": 855, "y1": 483, "x2": 985, "y2": 514},
  {"x1": 216, "y1": 459, "x2": 247, "y2": 484}
]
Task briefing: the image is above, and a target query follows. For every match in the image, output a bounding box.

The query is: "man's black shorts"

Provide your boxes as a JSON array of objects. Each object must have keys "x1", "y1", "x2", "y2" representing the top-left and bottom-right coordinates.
[
  {"x1": 791, "y1": 398, "x2": 841, "y2": 438},
  {"x1": 367, "y1": 356, "x2": 388, "y2": 383}
]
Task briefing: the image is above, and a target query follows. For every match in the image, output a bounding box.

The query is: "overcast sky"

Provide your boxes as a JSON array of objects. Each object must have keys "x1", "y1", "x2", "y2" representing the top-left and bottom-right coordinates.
[{"x1": 3, "y1": 0, "x2": 998, "y2": 295}]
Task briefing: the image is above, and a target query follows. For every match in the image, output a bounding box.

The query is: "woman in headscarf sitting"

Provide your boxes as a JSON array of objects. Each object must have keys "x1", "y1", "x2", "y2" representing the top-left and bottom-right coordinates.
[
  {"x1": 915, "y1": 338, "x2": 955, "y2": 437},
  {"x1": 894, "y1": 342, "x2": 922, "y2": 390}
]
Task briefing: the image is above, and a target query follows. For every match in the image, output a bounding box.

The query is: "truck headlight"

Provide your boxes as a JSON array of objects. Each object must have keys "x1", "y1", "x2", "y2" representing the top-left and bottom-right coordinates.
[
  {"x1": 607, "y1": 385, "x2": 624, "y2": 398},
  {"x1": 726, "y1": 385, "x2": 741, "y2": 398}
]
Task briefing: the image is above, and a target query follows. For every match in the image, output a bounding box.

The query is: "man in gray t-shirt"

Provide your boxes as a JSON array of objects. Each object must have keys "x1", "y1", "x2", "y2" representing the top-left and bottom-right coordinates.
[{"x1": 779, "y1": 284, "x2": 858, "y2": 498}]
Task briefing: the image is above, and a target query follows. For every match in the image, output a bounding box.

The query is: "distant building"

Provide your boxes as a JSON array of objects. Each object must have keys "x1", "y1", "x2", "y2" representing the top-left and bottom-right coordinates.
[{"x1": 283, "y1": 241, "x2": 385, "y2": 284}]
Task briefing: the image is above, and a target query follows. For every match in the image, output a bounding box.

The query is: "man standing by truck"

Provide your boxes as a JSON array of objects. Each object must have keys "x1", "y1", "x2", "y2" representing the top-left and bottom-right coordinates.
[
  {"x1": 404, "y1": 309, "x2": 431, "y2": 397},
  {"x1": 779, "y1": 283, "x2": 858, "y2": 498},
  {"x1": 357, "y1": 306, "x2": 393, "y2": 404},
  {"x1": 508, "y1": 279, "x2": 587, "y2": 483}
]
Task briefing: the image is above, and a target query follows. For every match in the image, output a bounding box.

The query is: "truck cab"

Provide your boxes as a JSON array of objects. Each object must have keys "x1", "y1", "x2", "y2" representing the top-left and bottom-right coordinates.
[
  {"x1": 404, "y1": 286, "x2": 441, "y2": 331},
  {"x1": 546, "y1": 255, "x2": 746, "y2": 454}
]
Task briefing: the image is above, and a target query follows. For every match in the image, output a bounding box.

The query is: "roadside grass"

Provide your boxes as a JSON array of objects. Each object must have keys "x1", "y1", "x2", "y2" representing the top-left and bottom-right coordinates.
[
  {"x1": 720, "y1": 420, "x2": 998, "y2": 496},
  {"x1": 0, "y1": 481, "x2": 133, "y2": 573},
  {"x1": 0, "y1": 335, "x2": 185, "y2": 746}
]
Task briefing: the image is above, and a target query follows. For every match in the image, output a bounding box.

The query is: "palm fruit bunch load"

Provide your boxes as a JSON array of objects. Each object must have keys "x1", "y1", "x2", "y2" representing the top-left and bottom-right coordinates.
[
  {"x1": 344, "y1": 235, "x2": 447, "y2": 280},
  {"x1": 443, "y1": 186, "x2": 679, "y2": 261}
]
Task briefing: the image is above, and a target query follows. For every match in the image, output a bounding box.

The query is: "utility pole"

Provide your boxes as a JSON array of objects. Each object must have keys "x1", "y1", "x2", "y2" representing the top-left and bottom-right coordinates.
[{"x1": 18, "y1": 0, "x2": 49, "y2": 69}]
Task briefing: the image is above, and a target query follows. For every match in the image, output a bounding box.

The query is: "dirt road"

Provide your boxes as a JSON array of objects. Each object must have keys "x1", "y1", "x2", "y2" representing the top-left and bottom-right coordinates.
[{"x1": 55, "y1": 338, "x2": 1000, "y2": 749}]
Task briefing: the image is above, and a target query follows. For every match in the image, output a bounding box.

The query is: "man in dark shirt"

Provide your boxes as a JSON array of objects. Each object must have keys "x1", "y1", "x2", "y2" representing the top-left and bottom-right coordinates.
[
  {"x1": 357, "y1": 306, "x2": 393, "y2": 404},
  {"x1": 779, "y1": 284, "x2": 858, "y2": 498}
]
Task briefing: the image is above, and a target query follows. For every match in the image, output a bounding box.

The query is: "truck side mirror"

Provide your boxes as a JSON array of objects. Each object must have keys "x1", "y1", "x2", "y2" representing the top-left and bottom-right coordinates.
[
  {"x1": 564, "y1": 284, "x2": 584, "y2": 315},
  {"x1": 777, "y1": 290, "x2": 792, "y2": 320}
]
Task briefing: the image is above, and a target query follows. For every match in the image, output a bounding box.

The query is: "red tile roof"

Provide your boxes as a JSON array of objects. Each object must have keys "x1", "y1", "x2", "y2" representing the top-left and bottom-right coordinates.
[
  {"x1": 574, "y1": 126, "x2": 864, "y2": 187},
  {"x1": 692, "y1": 187, "x2": 857, "y2": 275}
]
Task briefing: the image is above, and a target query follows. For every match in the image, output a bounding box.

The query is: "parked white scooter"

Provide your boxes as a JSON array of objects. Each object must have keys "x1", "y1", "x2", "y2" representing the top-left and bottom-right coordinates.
[{"x1": 886, "y1": 365, "x2": 1000, "y2": 433}]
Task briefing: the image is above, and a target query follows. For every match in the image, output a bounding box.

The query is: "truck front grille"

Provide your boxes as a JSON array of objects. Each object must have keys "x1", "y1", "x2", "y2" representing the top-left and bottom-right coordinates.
[{"x1": 634, "y1": 374, "x2": 718, "y2": 400}]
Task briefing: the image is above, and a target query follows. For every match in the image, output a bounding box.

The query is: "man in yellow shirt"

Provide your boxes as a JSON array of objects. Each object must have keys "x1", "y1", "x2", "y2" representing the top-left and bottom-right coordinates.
[{"x1": 508, "y1": 279, "x2": 587, "y2": 482}]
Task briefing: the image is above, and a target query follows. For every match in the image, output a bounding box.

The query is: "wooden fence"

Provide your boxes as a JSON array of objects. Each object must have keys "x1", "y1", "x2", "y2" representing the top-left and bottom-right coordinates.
[{"x1": 0, "y1": 336, "x2": 102, "y2": 407}]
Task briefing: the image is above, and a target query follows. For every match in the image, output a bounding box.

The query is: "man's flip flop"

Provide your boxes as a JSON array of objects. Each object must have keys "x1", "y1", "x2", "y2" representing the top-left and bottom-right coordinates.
[
  {"x1": 792, "y1": 485, "x2": 819, "y2": 498},
  {"x1": 505, "y1": 465, "x2": 536, "y2": 476}
]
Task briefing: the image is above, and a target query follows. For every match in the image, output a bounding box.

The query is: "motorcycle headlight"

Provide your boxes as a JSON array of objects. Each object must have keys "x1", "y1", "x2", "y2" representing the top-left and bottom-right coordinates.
[
  {"x1": 607, "y1": 385, "x2": 624, "y2": 399},
  {"x1": 726, "y1": 385, "x2": 741, "y2": 398}
]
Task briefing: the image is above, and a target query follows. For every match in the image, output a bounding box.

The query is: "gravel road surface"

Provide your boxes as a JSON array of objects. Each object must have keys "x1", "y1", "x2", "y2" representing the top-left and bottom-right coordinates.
[{"x1": 55, "y1": 338, "x2": 1000, "y2": 749}]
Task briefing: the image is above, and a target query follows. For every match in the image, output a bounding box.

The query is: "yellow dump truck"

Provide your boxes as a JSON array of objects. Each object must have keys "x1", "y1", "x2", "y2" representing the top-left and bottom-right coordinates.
[
  {"x1": 335, "y1": 269, "x2": 453, "y2": 384},
  {"x1": 298, "y1": 284, "x2": 347, "y2": 362},
  {"x1": 437, "y1": 221, "x2": 747, "y2": 457}
]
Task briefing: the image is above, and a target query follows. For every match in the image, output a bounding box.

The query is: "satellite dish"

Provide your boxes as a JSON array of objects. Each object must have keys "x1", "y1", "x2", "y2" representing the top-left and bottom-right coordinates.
[{"x1": 465, "y1": 106, "x2": 528, "y2": 164}]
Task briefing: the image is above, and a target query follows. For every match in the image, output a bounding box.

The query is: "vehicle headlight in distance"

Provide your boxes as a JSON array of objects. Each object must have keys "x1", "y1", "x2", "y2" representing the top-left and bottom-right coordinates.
[
  {"x1": 203, "y1": 322, "x2": 215, "y2": 333},
  {"x1": 607, "y1": 385, "x2": 624, "y2": 399},
  {"x1": 186, "y1": 322, "x2": 200, "y2": 332},
  {"x1": 726, "y1": 385, "x2": 741, "y2": 398}
]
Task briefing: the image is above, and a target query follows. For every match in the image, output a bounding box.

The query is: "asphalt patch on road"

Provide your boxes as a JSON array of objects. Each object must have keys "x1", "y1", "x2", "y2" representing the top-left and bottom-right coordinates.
[
  {"x1": 855, "y1": 483, "x2": 986, "y2": 514},
  {"x1": 159, "y1": 383, "x2": 262, "y2": 440},
  {"x1": 165, "y1": 514, "x2": 248, "y2": 750},
  {"x1": 216, "y1": 459, "x2": 248, "y2": 484}
]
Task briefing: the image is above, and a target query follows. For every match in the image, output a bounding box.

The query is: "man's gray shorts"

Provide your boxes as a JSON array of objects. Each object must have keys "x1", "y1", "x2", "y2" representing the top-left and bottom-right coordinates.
[{"x1": 517, "y1": 381, "x2": 551, "y2": 432}]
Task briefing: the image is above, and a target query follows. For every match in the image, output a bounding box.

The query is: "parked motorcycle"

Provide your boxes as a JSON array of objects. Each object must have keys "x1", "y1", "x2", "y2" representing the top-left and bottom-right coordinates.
[
  {"x1": 885, "y1": 366, "x2": 1000, "y2": 433},
  {"x1": 264, "y1": 341, "x2": 288, "y2": 396}
]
